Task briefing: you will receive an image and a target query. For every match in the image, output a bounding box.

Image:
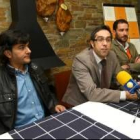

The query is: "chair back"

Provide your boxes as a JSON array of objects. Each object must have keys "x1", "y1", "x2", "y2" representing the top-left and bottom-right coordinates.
[{"x1": 54, "y1": 70, "x2": 72, "y2": 108}]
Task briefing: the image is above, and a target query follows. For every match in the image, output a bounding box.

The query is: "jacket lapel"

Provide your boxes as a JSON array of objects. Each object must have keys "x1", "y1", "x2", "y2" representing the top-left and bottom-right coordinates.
[
  {"x1": 113, "y1": 40, "x2": 125, "y2": 52},
  {"x1": 89, "y1": 48, "x2": 100, "y2": 84}
]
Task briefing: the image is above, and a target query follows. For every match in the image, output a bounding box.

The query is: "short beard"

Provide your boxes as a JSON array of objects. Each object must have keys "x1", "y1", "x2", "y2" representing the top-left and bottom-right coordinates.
[{"x1": 116, "y1": 36, "x2": 128, "y2": 44}]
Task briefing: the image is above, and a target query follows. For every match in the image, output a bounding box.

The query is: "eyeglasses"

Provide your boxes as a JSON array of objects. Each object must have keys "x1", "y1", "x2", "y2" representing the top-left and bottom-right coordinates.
[{"x1": 94, "y1": 37, "x2": 112, "y2": 43}]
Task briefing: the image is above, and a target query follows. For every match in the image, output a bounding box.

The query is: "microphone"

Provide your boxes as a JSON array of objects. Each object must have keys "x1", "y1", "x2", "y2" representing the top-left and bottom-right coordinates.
[{"x1": 116, "y1": 71, "x2": 140, "y2": 98}]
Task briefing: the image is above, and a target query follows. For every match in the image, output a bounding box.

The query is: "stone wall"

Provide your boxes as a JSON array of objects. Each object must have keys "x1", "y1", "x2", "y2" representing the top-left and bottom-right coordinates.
[
  {"x1": 138, "y1": 0, "x2": 140, "y2": 27},
  {"x1": 0, "y1": 0, "x2": 139, "y2": 82}
]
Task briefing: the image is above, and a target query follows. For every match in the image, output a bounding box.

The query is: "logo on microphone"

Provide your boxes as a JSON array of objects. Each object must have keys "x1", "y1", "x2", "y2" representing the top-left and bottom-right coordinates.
[
  {"x1": 124, "y1": 79, "x2": 139, "y2": 94},
  {"x1": 126, "y1": 81, "x2": 133, "y2": 88},
  {"x1": 116, "y1": 70, "x2": 140, "y2": 95}
]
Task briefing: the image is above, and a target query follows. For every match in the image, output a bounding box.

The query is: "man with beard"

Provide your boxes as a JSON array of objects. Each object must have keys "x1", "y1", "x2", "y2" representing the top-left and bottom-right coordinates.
[
  {"x1": 111, "y1": 19, "x2": 140, "y2": 80},
  {"x1": 62, "y1": 25, "x2": 138, "y2": 106}
]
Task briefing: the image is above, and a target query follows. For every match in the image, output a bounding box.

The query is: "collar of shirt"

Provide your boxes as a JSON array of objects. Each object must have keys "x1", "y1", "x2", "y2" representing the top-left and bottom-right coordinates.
[
  {"x1": 92, "y1": 50, "x2": 106, "y2": 74},
  {"x1": 116, "y1": 40, "x2": 129, "y2": 52},
  {"x1": 7, "y1": 64, "x2": 28, "y2": 75},
  {"x1": 92, "y1": 50, "x2": 106, "y2": 64}
]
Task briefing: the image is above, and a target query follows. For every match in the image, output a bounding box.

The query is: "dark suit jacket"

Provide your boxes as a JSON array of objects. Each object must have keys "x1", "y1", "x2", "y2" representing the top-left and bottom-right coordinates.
[{"x1": 62, "y1": 48, "x2": 122, "y2": 106}]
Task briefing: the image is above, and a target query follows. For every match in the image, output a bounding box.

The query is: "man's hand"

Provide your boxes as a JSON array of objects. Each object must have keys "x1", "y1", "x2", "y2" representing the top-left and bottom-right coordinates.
[
  {"x1": 121, "y1": 64, "x2": 130, "y2": 70},
  {"x1": 135, "y1": 56, "x2": 140, "y2": 63},
  {"x1": 55, "y1": 105, "x2": 66, "y2": 113},
  {"x1": 126, "y1": 91, "x2": 138, "y2": 100}
]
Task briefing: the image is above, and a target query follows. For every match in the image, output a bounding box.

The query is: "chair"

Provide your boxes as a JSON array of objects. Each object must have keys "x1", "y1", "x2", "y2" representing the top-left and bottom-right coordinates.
[{"x1": 54, "y1": 70, "x2": 73, "y2": 108}]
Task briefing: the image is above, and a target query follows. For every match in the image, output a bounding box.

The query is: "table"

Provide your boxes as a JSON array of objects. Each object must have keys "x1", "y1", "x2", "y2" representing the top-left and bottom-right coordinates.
[
  {"x1": 0, "y1": 101, "x2": 140, "y2": 139},
  {"x1": 74, "y1": 101, "x2": 140, "y2": 139}
]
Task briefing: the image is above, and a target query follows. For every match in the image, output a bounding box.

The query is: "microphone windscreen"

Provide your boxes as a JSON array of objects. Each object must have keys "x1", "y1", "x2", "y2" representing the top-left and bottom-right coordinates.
[{"x1": 116, "y1": 71, "x2": 132, "y2": 86}]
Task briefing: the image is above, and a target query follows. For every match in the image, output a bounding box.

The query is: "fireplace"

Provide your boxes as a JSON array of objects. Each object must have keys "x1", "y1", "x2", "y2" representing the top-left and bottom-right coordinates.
[{"x1": 9, "y1": 0, "x2": 65, "y2": 69}]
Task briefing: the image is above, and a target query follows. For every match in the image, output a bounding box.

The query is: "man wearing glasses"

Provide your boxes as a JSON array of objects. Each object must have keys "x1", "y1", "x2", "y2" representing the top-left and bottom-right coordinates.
[{"x1": 62, "y1": 25, "x2": 138, "y2": 106}]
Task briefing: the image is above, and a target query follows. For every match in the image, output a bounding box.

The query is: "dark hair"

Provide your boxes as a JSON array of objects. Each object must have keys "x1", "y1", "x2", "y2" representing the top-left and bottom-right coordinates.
[
  {"x1": 0, "y1": 29, "x2": 30, "y2": 65},
  {"x1": 90, "y1": 25, "x2": 112, "y2": 41},
  {"x1": 113, "y1": 19, "x2": 129, "y2": 31}
]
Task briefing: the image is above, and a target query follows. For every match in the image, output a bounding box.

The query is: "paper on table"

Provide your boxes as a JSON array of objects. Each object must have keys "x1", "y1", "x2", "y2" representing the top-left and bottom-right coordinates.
[
  {"x1": 0, "y1": 132, "x2": 13, "y2": 139},
  {"x1": 73, "y1": 101, "x2": 140, "y2": 139}
]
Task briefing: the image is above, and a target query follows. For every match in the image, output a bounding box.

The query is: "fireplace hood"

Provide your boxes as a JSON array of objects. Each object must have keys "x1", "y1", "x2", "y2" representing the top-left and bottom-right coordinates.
[{"x1": 9, "y1": 0, "x2": 65, "y2": 69}]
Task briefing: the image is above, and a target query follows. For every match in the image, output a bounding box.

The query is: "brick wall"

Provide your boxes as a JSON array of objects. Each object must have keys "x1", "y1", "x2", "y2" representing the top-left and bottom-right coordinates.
[
  {"x1": 0, "y1": 0, "x2": 139, "y2": 82},
  {"x1": 138, "y1": 0, "x2": 140, "y2": 27}
]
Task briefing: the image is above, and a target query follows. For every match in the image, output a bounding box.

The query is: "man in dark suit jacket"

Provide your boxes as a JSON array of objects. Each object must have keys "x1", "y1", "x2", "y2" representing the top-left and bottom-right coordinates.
[{"x1": 63, "y1": 25, "x2": 138, "y2": 106}]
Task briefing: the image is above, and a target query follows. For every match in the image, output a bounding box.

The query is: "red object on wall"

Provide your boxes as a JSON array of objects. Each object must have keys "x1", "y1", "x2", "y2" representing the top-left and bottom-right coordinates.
[
  {"x1": 36, "y1": 0, "x2": 57, "y2": 22},
  {"x1": 56, "y1": 0, "x2": 72, "y2": 36}
]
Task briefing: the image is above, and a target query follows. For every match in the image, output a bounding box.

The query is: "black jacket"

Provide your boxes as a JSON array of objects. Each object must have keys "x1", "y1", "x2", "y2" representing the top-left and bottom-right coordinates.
[{"x1": 0, "y1": 62, "x2": 57, "y2": 134}]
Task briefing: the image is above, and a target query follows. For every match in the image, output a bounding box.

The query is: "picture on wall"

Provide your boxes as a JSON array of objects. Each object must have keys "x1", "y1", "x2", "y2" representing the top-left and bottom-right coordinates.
[{"x1": 103, "y1": 3, "x2": 140, "y2": 54}]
